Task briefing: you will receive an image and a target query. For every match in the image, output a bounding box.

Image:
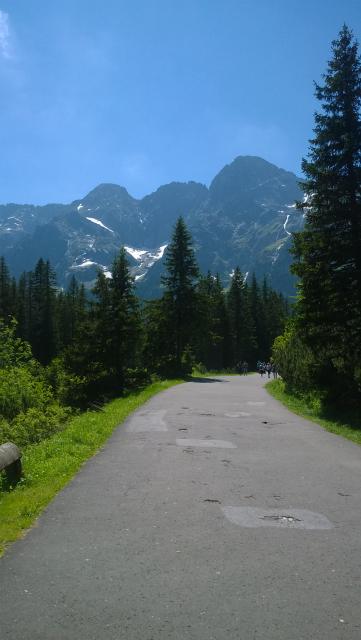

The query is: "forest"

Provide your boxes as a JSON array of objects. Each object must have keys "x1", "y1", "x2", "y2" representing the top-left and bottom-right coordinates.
[{"x1": 0, "y1": 217, "x2": 288, "y2": 448}]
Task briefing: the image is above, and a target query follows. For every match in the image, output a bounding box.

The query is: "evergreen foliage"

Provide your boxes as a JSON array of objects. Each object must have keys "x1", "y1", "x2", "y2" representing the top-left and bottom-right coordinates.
[
  {"x1": 0, "y1": 218, "x2": 288, "y2": 422},
  {"x1": 0, "y1": 257, "x2": 14, "y2": 320},
  {"x1": 290, "y1": 25, "x2": 361, "y2": 401},
  {"x1": 61, "y1": 248, "x2": 142, "y2": 403},
  {"x1": 160, "y1": 217, "x2": 199, "y2": 373},
  {"x1": 227, "y1": 268, "x2": 256, "y2": 365},
  {"x1": 193, "y1": 272, "x2": 230, "y2": 370},
  {"x1": 30, "y1": 259, "x2": 58, "y2": 364}
]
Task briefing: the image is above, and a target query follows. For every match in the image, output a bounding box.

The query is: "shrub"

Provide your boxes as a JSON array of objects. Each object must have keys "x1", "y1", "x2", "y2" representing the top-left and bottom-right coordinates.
[
  {"x1": 272, "y1": 325, "x2": 317, "y2": 394},
  {"x1": 0, "y1": 405, "x2": 71, "y2": 447},
  {"x1": 0, "y1": 319, "x2": 33, "y2": 369},
  {"x1": 0, "y1": 367, "x2": 54, "y2": 421}
]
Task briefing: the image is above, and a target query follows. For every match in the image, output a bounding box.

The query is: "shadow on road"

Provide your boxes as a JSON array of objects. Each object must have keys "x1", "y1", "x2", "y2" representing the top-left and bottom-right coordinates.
[{"x1": 186, "y1": 376, "x2": 227, "y2": 384}]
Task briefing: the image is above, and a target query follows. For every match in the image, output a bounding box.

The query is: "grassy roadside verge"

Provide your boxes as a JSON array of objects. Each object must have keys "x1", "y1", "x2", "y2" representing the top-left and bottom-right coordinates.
[
  {"x1": 0, "y1": 379, "x2": 182, "y2": 556},
  {"x1": 266, "y1": 379, "x2": 361, "y2": 446}
]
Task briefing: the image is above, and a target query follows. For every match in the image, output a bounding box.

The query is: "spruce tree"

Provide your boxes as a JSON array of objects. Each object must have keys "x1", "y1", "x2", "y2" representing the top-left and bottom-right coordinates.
[
  {"x1": 30, "y1": 259, "x2": 58, "y2": 364},
  {"x1": 108, "y1": 247, "x2": 141, "y2": 386},
  {"x1": 56, "y1": 277, "x2": 86, "y2": 351},
  {"x1": 16, "y1": 272, "x2": 32, "y2": 342},
  {"x1": 161, "y1": 217, "x2": 199, "y2": 372},
  {"x1": 0, "y1": 257, "x2": 12, "y2": 320},
  {"x1": 292, "y1": 25, "x2": 361, "y2": 396},
  {"x1": 250, "y1": 273, "x2": 267, "y2": 360},
  {"x1": 227, "y1": 267, "x2": 257, "y2": 367},
  {"x1": 194, "y1": 272, "x2": 230, "y2": 370}
]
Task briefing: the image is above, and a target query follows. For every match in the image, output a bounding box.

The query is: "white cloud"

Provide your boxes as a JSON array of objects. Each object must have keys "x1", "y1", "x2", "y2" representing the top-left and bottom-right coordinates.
[{"x1": 0, "y1": 10, "x2": 11, "y2": 59}]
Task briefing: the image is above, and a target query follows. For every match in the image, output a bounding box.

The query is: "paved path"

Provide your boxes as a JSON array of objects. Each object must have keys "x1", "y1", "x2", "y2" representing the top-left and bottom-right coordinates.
[{"x1": 1, "y1": 375, "x2": 360, "y2": 639}]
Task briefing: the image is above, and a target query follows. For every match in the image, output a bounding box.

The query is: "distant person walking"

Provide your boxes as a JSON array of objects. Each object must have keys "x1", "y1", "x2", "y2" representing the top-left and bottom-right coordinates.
[
  {"x1": 266, "y1": 362, "x2": 272, "y2": 379},
  {"x1": 242, "y1": 361, "x2": 248, "y2": 375}
]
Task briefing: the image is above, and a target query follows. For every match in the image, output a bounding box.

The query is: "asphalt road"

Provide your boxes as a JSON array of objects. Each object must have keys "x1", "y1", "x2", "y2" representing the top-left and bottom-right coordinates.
[{"x1": 1, "y1": 375, "x2": 360, "y2": 639}]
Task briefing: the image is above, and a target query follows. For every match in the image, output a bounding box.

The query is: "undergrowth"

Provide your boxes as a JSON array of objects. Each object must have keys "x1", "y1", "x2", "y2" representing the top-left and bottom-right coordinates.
[{"x1": 266, "y1": 379, "x2": 361, "y2": 446}]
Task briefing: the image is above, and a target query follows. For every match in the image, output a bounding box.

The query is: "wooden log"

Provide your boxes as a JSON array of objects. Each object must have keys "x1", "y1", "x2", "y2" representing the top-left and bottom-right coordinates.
[{"x1": 0, "y1": 442, "x2": 22, "y2": 483}]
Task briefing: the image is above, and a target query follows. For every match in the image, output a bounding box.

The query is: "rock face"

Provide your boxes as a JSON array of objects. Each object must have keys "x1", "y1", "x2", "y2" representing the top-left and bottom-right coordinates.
[{"x1": 0, "y1": 156, "x2": 304, "y2": 297}]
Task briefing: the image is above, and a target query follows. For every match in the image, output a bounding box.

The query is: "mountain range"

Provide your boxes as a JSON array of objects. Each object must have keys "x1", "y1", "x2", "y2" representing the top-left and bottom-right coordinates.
[{"x1": 0, "y1": 156, "x2": 304, "y2": 297}]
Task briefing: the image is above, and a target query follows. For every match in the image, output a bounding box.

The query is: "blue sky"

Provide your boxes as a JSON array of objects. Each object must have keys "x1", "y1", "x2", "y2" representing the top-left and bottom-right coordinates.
[{"x1": 0, "y1": 0, "x2": 360, "y2": 204}]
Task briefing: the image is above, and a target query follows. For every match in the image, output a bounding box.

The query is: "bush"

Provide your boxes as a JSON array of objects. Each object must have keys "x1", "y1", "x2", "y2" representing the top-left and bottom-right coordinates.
[
  {"x1": 0, "y1": 367, "x2": 54, "y2": 421},
  {"x1": 0, "y1": 404, "x2": 71, "y2": 447},
  {"x1": 272, "y1": 319, "x2": 361, "y2": 405},
  {"x1": 272, "y1": 322, "x2": 319, "y2": 394},
  {"x1": 193, "y1": 362, "x2": 207, "y2": 375},
  {"x1": 0, "y1": 319, "x2": 32, "y2": 369},
  {"x1": 181, "y1": 346, "x2": 195, "y2": 375},
  {"x1": 124, "y1": 367, "x2": 150, "y2": 389},
  {"x1": 45, "y1": 358, "x2": 89, "y2": 407}
]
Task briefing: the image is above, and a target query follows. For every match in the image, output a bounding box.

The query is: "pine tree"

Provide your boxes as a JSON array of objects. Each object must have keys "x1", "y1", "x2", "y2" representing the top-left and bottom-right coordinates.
[
  {"x1": 250, "y1": 273, "x2": 267, "y2": 360},
  {"x1": 143, "y1": 297, "x2": 171, "y2": 374},
  {"x1": 57, "y1": 276, "x2": 88, "y2": 350},
  {"x1": 213, "y1": 273, "x2": 233, "y2": 368},
  {"x1": 0, "y1": 256, "x2": 13, "y2": 320},
  {"x1": 292, "y1": 25, "x2": 361, "y2": 396},
  {"x1": 30, "y1": 259, "x2": 58, "y2": 364},
  {"x1": 194, "y1": 272, "x2": 229, "y2": 370},
  {"x1": 108, "y1": 247, "x2": 141, "y2": 386},
  {"x1": 161, "y1": 217, "x2": 199, "y2": 372},
  {"x1": 16, "y1": 272, "x2": 31, "y2": 342},
  {"x1": 62, "y1": 252, "x2": 141, "y2": 401},
  {"x1": 227, "y1": 267, "x2": 257, "y2": 366}
]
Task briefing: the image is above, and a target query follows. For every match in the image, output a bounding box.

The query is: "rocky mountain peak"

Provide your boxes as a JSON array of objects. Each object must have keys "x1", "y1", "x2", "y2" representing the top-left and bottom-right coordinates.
[
  {"x1": 74, "y1": 183, "x2": 136, "y2": 210},
  {"x1": 209, "y1": 155, "x2": 300, "y2": 208}
]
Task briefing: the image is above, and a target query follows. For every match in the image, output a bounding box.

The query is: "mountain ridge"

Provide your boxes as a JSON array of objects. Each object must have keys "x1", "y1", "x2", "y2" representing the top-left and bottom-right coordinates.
[{"x1": 0, "y1": 156, "x2": 304, "y2": 297}]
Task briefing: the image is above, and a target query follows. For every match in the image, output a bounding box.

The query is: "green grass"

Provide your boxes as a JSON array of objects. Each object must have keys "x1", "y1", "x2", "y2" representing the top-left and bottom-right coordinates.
[
  {"x1": 0, "y1": 379, "x2": 182, "y2": 556},
  {"x1": 266, "y1": 379, "x2": 361, "y2": 446}
]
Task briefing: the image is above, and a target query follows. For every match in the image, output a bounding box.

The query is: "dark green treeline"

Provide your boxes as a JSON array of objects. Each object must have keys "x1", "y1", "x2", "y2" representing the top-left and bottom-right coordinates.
[{"x1": 0, "y1": 219, "x2": 288, "y2": 405}]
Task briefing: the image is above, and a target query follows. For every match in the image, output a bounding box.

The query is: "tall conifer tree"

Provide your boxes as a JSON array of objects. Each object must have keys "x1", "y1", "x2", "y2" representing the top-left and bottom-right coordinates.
[
  {"x1": 292, "y1": 25, "x2": 361, "y2": 395},
  {"x1": 227, "y1": 267, "x2": 256, "y2": 366},
  {"x1": 108, "y1": 247, "x2": 141, "y2": 386},
  {"x1": 161, "y1": 217, "x2": 199, "y2": 371},
  {"x1": 0, "y1": 257, "x2": 12, "y2": 320},
  {"x1": 30, "y1": 259, "x2": 58, "y2": 364}
]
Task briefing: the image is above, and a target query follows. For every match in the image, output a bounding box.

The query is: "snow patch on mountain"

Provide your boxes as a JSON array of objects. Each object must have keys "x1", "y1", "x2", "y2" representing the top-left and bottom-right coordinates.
[
  {"x1": 125, "y1": 246, "x2": 148, "y2": 260},
  {"x1": 153, "y1": 244, "x2": 168, "y2": 260},
  {"x1": 283, "y1": 214, "x2": 291, "y2": 236},
  {"x1": 72, "y1": 260, "x2": 98, "y2": 269},
  {"x1": 125, "y1": 244, "x2": 167, "y2": 265},
  {"x1": 86, "y1": 217, "x2": 114, "y2": 233},
  {"x1": 124, "y1": 243, "x2": 168, "y2": 281},
  {"x1": 77, "y1": 203, "x2": 84, "y2": 211}
]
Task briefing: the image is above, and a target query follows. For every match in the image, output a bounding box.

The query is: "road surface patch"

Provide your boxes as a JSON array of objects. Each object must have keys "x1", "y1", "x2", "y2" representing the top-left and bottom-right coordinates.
[
  {"x1": 126, "y1": 409, "x2": 167, "y2": 432},
  {"x1": 224, "y1": 412, "x2": 251, "y2": 418},
  {"x1": 176, "y1": 438, "x2": 236, "y2": 449},
  {"x1": 222, "y1": 506, "x2": 334, "y2": 530}
]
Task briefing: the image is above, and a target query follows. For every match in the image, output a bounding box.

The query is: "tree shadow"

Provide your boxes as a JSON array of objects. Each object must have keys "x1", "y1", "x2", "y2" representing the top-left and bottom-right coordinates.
[
  {"x1": 321, "y1": 404, "x2": 361, "y2": 433},
  {"x1": 185, "y1": 376, "x2": 227, "y2": 383}
]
